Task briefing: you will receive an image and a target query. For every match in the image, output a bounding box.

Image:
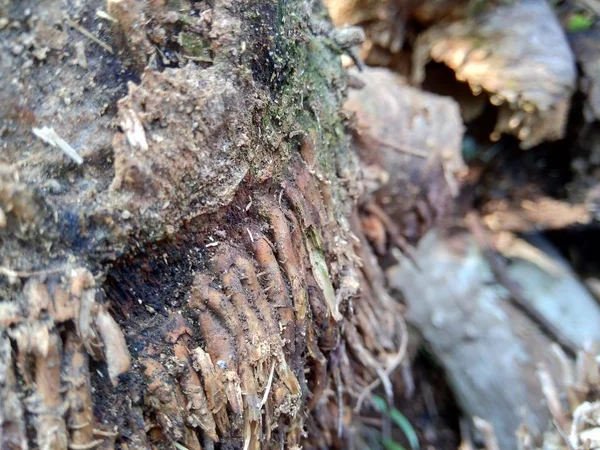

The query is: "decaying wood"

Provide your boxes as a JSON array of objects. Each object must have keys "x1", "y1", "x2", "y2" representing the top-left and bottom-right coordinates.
[
  {"x1": 482, "y1": 197, "x2": 591, "y2": 233},
  {"x1": 387, "y1": 229, "x2": 567, "y2": 449},
  {"x1": 63, "y1": 332, "x2": 95, "y2": 449},
  {"x1": 412, "y1": 0, "x2": 577, "y2": 148},
  {"x1": 394, "y1": 220, "x2": 600, "y2": 449},
  {"x1": 0, "y1": 334, "x2": 28, "y2": 450},
  {"x1": 517, "y1": 343, "x2": 600, "y2": 450},
  {"x1": 345, "y1": 66, "x2": 465, "y2": 243},
  {"x1": 489, "y1": 230, "x2": 600, "y2": 351},
  {"x1": 323, "y1": 0, "x2": 482, "y2": 67},
  {"x1": 0, "y1": 0, "x2": 412, "y2": 447},
  {"x1": 0, "y1": 267, "x2": 132, "y2": 449}
]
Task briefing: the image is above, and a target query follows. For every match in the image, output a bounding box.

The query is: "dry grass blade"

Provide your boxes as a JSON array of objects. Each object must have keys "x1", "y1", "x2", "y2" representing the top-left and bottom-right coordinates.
[
  {"x1": 65, "y1": 17, "x2": 113, "y2": 54},
  {"x1": 538, "y1": 364, "x2": 567, "y2": 432},
  {"x1": 553, "y1": 419, "x2": 576, "y2": 450},
  {"x1": 354, "y1": 316, "x2": 409, "y2": 412}
]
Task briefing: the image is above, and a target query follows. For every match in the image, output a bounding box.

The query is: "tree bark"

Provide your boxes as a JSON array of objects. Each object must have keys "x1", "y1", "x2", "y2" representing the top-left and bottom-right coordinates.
[{"x1": 0, "y1": 1, "x2": 406, "y2": 448}]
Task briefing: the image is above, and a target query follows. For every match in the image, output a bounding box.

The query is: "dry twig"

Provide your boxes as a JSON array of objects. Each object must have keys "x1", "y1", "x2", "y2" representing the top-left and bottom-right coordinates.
[
  {"x1": 354, "y1": 316, "x2": 409, "y2": 412},
  {"x1": 65, "y1": 17, "x2": 113, "y2": 54}
]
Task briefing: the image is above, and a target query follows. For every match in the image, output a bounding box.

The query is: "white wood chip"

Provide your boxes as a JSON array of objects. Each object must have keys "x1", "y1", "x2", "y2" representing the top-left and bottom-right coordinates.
[{"x1": 32, "y1": 126, "x2": 83, "y2": 165}]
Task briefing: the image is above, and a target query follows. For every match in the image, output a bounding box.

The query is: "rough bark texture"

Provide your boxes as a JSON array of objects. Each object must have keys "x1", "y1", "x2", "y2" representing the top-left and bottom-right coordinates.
[{"x1": 0, "y1": 1, "x2": 407, "y2": 449}]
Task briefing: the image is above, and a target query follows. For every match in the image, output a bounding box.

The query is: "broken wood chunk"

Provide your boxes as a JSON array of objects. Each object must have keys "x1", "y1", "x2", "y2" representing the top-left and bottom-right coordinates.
[
  {"x1": 482, "y1": 197, "x2": 591, "y2": 232},
  {"x1": 0, "y1": 334, "x2": 28, "y2": 450},
  {"x1": 35, "y1": 333, "x2": 69, "y2": 450},
  {"x1": 24, "y1": 278, "x2": 51, "y2": 320},
  {"x1": 345, "y1": 66, "x2": 465, "y2": 243},
  {"x1": 106, "y1": 0, "x2": 154, "y2": 71},
  {"x1": 498, "y1": 233, "x2": 600, "y2": 348},
  {"x1": 191, "y1": 347, "x2": 230, "y2": 436},
  {"x1": 71, "y1": 269, "x2": 103, "y2": 361},
  {"x1": 412, "y1": 0, "x2": 576, "y2": 148},
  {"x1": 173, "y1": 339, "x2": 218, "y2": 441},
  {"x1": 142, "y1": 357, "x2": 187, "y2": 442},
  {"x1": 95, "y1": 308, "x2": 131, "y2": 386},
  {"x1": 324, "y1": 0, "x2": 406, "y2": 62},
  {"x1": 63, "y1": 332, "x2": 95, "y2": 448},
  {"x1": 50, "y1": 285, "x2": 75, "y2": 323},
  {"x1": 387, "y1": 229, "x2": 570, "y2": 449}
]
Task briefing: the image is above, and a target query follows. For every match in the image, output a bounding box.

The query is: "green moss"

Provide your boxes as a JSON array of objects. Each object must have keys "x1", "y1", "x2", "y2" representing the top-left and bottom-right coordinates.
[
  {"x1": 179, "y1": 32, "x2": 212, "y2": 62},
  {"x1": 256, "y1": 0, "x2": 347, "y2": 179}
]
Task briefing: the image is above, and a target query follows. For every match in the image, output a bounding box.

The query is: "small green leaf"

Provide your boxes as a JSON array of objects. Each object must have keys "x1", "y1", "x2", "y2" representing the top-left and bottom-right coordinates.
[
  {"x1": 371, "y1": 395, "x2": 420, "y2": 450},
  {"x1": 382, "y1": 438, "x2": 407, "y2": 450},
  {"x1": 389, "y1": 408, "x2": 420, "y2": 450},
  {"x1": 568, "y1": 13, "x2": 594, "y2": 32},
  {"x1": 371, "y1": 394, "x2": 389, "y2": 413}
]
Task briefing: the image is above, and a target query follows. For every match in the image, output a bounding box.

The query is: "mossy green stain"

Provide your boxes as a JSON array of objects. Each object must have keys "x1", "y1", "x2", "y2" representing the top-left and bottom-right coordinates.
[{"x1": 179, "y1": 32, "x2": 212, "y2": 62}]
